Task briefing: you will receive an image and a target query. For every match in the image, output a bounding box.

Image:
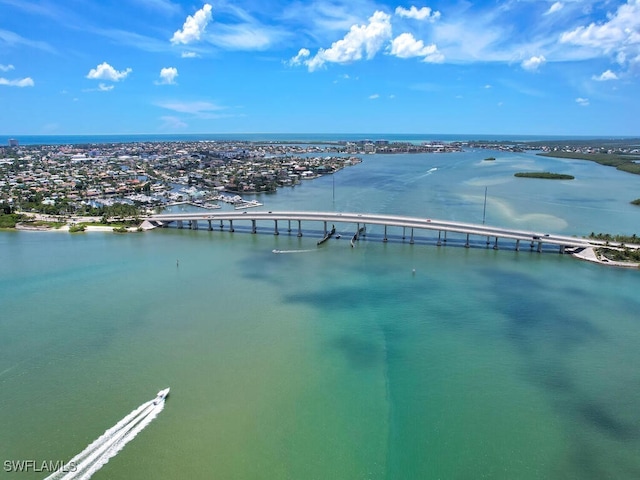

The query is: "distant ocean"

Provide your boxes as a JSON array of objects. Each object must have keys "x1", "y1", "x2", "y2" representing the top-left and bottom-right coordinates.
[{"x1": 0, "y1": 132, "x2": 624, "y2": 146}]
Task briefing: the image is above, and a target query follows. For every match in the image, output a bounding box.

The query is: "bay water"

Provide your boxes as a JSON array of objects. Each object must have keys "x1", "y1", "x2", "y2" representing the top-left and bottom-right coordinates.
[{"x1": 2, "y1": 148, "x2": 640, "y2": 479}]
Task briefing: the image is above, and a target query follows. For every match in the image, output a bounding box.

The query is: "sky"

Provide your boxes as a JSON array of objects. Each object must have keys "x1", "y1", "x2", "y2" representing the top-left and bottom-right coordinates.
[{"x1": 0, "y1": 0, "x2": 639, "y2": 136}]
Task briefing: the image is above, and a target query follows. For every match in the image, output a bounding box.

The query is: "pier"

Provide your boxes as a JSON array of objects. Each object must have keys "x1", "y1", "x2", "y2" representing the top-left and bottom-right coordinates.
[{"x1": 141, "y1": 210, "x2": 604, "y2": 254}]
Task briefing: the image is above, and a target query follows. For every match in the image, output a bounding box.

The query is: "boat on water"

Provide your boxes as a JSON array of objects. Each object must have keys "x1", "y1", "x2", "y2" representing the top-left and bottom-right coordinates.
[
  {"x1": 234, "y1": 200, "x2": 263, "y2": 209},
  {"x1": 153, "y1": 387, "x2": 170, "y2": 405},
  {"x1": 317, "y1": 225, "x2": 336, "y2": 245}
]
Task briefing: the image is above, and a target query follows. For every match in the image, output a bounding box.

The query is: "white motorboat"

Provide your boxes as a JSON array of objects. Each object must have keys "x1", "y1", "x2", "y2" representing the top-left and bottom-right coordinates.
[{"x1": 153, "y1": 387, "x2": 170, "y2": 405}]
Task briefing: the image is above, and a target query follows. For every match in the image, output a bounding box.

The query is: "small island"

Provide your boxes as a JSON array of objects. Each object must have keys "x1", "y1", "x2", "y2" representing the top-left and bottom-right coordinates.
[
  {"x1": 484, "y1": 157, "x2": 496, "y2": 161},
  {"x1": 514, "y1": 172, "x2": 575, "y2": 180},
  {"x1": 631, "y1": 198, "x2": 640, "y2": 206}
]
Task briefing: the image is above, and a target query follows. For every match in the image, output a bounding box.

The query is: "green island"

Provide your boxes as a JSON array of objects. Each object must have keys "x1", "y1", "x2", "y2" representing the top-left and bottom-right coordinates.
[
  {"x1": 631, "y1": 199, "x2": 640, "y2": 206},
  {"x1": 514, "y1": 172, "x2": 575, "y2": 179},
  {"x1": 484, "y1": 157, "x2": 496, "y2": 161},
  {"x1": 536, "y1": 150, "x2": 640, "y2": 175}
]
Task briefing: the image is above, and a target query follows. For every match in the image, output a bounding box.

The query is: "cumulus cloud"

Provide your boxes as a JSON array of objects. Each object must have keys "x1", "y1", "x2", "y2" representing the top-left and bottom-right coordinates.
[
  {"x1": 0, "y1": 64, "x2": 15, "y2": 72},
  {"x1": 521, "y1": 55, "x2": 546, "y2": 71},
  {"x1": 593, "y1": 69, "x2": 619, "y2": 81},
  {"x1": 156, "y1": 67, "x2": 178, "y2": 85},
  {"x1": 0, "y1": 77, "x2": 34, "y2": 87},
  {"x1": 86, "y1": 62, "x2": 132, "y2": 81},
  {"x1": 301, "y1": 11, "x2": 392, "y2": 71},
  {"x1": 545, "y1": 2, "x2": 564, "y2": 15},
  {"x1": 576, "y1": 97, "x2": 589, "y2": 106},
  {"x1": 288, "y1": 48, "x2": 310, "y2": 66},
  {"x1": 395, "y1": 6, "x2": 441, "y2": 22},
  {"x1": 171, "y1": 4, "x2": 212, "y2": 45},
  {"x1": 390, "y1": 32, "x2": 443, "y2": 62},
  {"x1": 560, "y1": 0, "x2": 640, "y2": 64}
]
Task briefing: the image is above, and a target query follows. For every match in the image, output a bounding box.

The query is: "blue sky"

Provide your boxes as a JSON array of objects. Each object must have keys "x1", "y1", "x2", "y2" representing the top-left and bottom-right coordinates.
[{"x1": 1, "y1": 0, "x2": 639, "y2": 136}]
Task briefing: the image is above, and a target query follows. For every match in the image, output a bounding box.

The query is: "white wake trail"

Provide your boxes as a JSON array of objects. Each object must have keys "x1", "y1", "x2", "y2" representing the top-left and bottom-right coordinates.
[{"x1": 44, "y1": 392, "x2": 167, "y2": 480}]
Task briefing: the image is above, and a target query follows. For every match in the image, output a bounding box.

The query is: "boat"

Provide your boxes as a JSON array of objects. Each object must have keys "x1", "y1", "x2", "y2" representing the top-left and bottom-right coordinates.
[
  {"x1": 317, "y1": 225, "x2": 336, "y2": 245},
  {"x1": 153, "y1": 387, "x2": 170, "y2": 405}
]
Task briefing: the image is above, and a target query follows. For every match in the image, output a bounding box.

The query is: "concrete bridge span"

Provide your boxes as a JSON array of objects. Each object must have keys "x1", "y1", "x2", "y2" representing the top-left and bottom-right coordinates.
[{"x1": 142, "y1": 210, "x2": 601, "y2": 253}]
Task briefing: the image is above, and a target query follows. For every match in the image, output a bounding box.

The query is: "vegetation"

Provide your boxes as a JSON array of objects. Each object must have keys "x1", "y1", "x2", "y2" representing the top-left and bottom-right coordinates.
[
  {"x1": 588, "y1": 232, "x2": 639, "y2": 244},
  {"x1": 538, "y1": 151, "x2": 640, "y2": 175},
  {"x1": 0, "y1": 213, "x2": 24, "y2": 228},
  {"x1": 112, "y1": 226, "x2": 129, "y2": 233},
  {"x1": 631, "y1": 199, "x2": 640, "y2": 206},
  {"x1": 514, "y1": 172, "x2": 575, "y2": 180},
  {"x1": 484, "y1": 157, "x2": 496, "y2": 161},
  {"x1": 596, "y1": 247, "x2": 640, "y2": 264},
  {"x1": 68, "y1": 224, "x2": 86, "y2": 233}
]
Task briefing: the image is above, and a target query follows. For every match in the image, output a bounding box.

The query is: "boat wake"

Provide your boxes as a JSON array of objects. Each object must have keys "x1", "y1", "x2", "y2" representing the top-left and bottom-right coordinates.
[
  {"x1": 415, "y1": 167, "x2": 438, "y2": 180},
  {"x1": 44, "y1": 389, "x2": 169, "y2": 480},
  {"x1": 272, "y1": 249, "x2": 316, "y2": 254}
]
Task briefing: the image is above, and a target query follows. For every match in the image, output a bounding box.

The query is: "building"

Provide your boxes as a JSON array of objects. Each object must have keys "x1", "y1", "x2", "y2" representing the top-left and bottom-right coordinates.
[{"x1": 8, "y1": 138, "x2": 18, "y2": 147}]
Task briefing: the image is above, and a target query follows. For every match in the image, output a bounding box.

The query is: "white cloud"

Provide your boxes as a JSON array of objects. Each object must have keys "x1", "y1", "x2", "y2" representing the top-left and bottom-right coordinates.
[
  {"x1": 576, "y1": 97, "x2": 590, "y2": 106},
  {"x1": 98, "y1": 83, "x2": 114, "y2": 91},
  {"x1": 521, "y1": 55, "x2": 546, "y2": 71},
  {"x1": 171, "y1": 3, "x2": 212, "y2": 45},
  {"x1": 303, "y1": 11, "x2": 392, "y2": 71},
  {"x1": 593, "y1": 69, "x2": 619, "y2": 81},
  {"x1": 181, "y1": 51, "x2": 198, "y2": 58},
  {"x1": 389, "y1": 32, "x2": 443, "y2": 62},
  {"x1": 395, "y1": 6, "x2": 441, "y2": 22},
  {"x1": 86, "y1": 62, "x2": 132, "y2": 81},
  {"x1": 369, "y1": 93, "x2": 380, "y2": 99},
  {"x1": 484, "y1": 84, "x2": 492, "y2": 89},
  {"x1": 560, "y1": 0, "x2": 640, "y2": 64},
  {"x1": 545, "y1": 2, "x2": 564, "y2": 15},
  {"x1": 0, "y1": 77, "x2": 34, "y2": 87},
  {"x1": 0, "y1": 64, "x2": 15, "y2": 72},
  {"x1": 288, "y1": 48, "x2": 310, "y2": 66},
  {"x1": 156, "y1": 67, "x2": 178, "y2": 85}
]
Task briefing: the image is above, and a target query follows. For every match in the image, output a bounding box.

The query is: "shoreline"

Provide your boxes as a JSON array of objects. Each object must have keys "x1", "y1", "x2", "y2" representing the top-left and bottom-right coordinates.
[{"x1": 8, "y1": 221, "x2": 640, "y2": 268}]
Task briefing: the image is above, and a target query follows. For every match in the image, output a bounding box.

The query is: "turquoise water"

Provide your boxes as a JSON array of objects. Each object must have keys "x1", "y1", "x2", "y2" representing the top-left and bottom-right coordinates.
[{"x1": 2, "y1": 150, "x2": 640, "y2": 479}]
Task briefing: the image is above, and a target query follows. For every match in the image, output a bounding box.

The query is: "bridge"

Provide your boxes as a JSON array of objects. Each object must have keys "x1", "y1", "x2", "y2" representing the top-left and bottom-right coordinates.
[{"x1": 141, "y1": 210, "x2": 604, "y2": 254}]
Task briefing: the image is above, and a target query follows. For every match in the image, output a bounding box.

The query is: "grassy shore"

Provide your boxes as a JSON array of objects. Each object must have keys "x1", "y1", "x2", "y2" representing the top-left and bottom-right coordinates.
[{"x1": 514, "y1": 172, "x2": 575, "y2": 179}]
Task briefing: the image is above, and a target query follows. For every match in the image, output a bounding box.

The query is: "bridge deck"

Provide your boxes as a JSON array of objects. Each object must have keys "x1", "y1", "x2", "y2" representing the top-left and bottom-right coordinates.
[{"x1": 145, "y1": 210, "x2": 604, "y2": 250}]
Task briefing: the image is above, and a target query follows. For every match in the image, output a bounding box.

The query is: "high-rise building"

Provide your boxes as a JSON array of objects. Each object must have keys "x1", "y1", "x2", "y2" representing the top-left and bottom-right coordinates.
[{"x1": 8, "y1": 138, "x2": 18, "y2": 147}]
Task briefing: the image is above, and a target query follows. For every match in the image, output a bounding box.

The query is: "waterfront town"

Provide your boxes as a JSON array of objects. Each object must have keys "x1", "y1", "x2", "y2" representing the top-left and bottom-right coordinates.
[
  {"x1": 0, "y1": 139, "x2": 462, "y2": 218},
  {"x1": 2, "y1": 137, "x2": 640, "y2": 221}
]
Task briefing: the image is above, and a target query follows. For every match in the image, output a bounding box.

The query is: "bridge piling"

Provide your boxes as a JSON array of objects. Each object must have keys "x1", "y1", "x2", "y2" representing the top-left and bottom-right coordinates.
[
  {"x1": 219, "y1": 220, "x2": 224, "y2": 230},
  {"x1": 177, "y1": 220, "x2": 183, "y2": 229},
  {"x1": 287, "y1": 220, "x2": 291, "y2": 233},
  {"x1": 410, "y1": 228, "x2": 414, "y2": 244},
  {"x1": 208, "y1": 220, "x2": 212, "y2": 231},
  {"x1": 274, "y1": 220, "x2": 279, "y2": 235},
  {"x1": 229, "y1": 220, "x2": 234, "y2": 232},
  {"x1": 437, "y1": 231, "x2": 442, "y2": 246},
  {"x1": 297, "y1": 220, "x2": 302, "y2": 237},
  {"x1": 537, "y1": 241, "x2": 542, "y2": 253},
  {"x1": 383, "y1": 225, "x2": 388, "y2": 242},
  {"x1": 252, "y1": 219, "x2": 257, "y2": 234},
  {"x1": 402, "y1": 226, "x2": 406, "y2": 240},
  {"x1": 493, "y1": 237, "x2": 499, "y2": 250},
  {"x1": 465, "y1": 233, "x2": 470, "y2": 248},
  {"x1": 516, "y1": 239, "x2": 520, "y2": 251}
]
